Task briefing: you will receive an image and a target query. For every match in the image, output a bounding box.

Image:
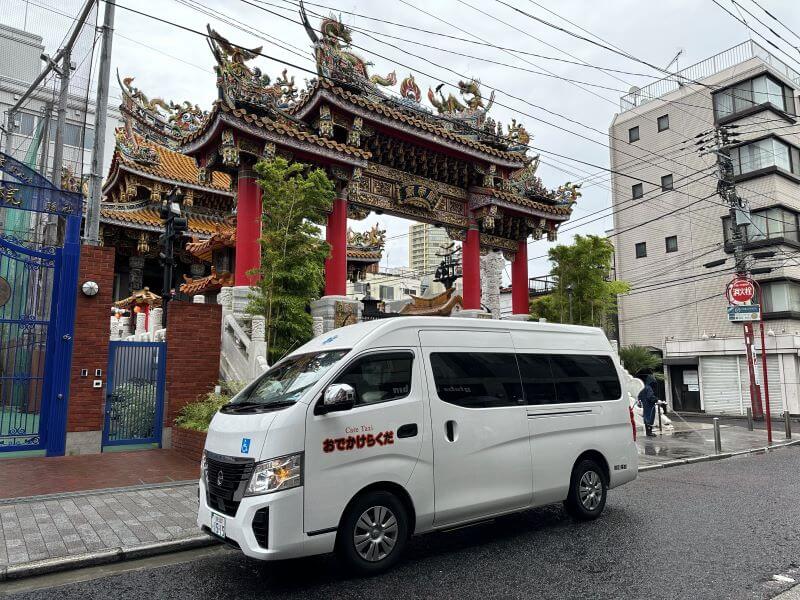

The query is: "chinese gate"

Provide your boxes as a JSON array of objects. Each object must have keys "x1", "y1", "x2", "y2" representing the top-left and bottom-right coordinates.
[{"x1": 0, "y1": 152, "x2": 81, "y2": 456}]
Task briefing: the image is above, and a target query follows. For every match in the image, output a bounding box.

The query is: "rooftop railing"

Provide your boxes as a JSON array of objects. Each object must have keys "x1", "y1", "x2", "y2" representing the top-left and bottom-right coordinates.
[{"x1": 619, "y1": 40, "x2": 800, "y2": 112}]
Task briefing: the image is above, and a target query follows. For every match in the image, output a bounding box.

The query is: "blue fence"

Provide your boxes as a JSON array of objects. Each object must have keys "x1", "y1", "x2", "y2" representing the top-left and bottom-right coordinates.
[{"x1": 102, "y1": 341, "x2": 167, "y2": 448}]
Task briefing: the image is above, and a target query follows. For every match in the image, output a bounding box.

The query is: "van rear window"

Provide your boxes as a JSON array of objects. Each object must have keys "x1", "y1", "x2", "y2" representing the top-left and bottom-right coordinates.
[{"x1": 430, "y1": 352, "x2": 621, "y2": 407}]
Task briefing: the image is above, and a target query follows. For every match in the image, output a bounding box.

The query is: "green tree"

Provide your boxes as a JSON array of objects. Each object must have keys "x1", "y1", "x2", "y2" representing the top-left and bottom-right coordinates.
[
  {"x1": 618, "y1": 344, "x2": 663, "y2": 379},
  {"x1": 248, "y1": 157, "x2": 335, "y2": 362},
  {"x1": 530, "y1": 235, "x2": 629, "y2": 334}
]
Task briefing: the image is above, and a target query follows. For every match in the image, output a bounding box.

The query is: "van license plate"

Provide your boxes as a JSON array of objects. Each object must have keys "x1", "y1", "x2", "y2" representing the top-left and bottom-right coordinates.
[{"x1": 211, "y1": 513, "x2": 225, "y2": 538}]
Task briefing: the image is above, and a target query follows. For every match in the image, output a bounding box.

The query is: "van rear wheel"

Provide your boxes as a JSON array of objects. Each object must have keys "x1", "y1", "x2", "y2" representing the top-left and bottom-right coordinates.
[
  {"x1": 564, "y1": 458, "x2": 607, "y2": 520},
  {"x1": 337, "y1": 490, "x2": 408, "y2": 574}
]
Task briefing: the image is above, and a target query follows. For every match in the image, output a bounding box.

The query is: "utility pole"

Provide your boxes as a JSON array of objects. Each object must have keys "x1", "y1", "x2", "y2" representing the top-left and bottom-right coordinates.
[
  {"x1": 37, "y1": 102, "x2": 53, "y2": 175},
  {"x1": 51, "y1": 47, "x2": 72, "y2": 186},
  {"x1": 86, "y1": 0, "x2": 115, "y2": 246},
  {"x1": 698, "y1": 125, "x2": 766, "y2": 420},
  {"x1": 159, "y1": 187, "x2": 188, "y2": 327}
]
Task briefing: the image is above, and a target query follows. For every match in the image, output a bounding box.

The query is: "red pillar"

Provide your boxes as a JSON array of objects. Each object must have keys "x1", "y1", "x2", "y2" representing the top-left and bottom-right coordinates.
[
  {"x1": 234, "y1": 167, "x2": 262, "y2": 286},
  {"x1": 462, "y1": 223, "x2": 481, "y2": 310},
  {"x1": 511, "y1": 240, "x2": 529, "y2": 315},
  {"x1": 325, "y1": 197, "x2": 348, "y2": 296}
]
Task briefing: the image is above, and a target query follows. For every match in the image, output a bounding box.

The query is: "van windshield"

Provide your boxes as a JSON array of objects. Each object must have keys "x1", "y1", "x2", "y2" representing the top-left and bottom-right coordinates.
[{"x1": 224, "y1": 350, "x2": 349, "y2": 411}]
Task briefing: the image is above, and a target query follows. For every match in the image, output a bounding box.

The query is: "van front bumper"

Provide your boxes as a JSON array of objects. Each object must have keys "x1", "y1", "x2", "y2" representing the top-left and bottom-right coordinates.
[{"x1": 197, "y1": 480, "x2": 336, "y2": 561}]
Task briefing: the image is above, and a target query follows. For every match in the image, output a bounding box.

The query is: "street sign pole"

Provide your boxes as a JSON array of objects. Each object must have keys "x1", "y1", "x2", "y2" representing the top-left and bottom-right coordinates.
[
  {"x1": 742, "y1": 322, "x2": 764, "y2": 419},
  {"x1": 753, "y1": 280, "x2": 772, "y2": 443}
]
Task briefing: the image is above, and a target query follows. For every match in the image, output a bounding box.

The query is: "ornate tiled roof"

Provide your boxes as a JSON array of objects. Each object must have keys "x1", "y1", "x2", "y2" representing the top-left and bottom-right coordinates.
[
  {"x1": 114, "y1": 287, "x2": 162, "y2": 308},
  {"x1": 289, "y1": 80, "x2": 526, "y2": 165},
  {"x1": 185, "y1": 230, "x2": 236, "y2": 262},
  {"x1": 108, "y1": 132, "x2": 231, "y2": 192},
  {"x1": 399, "y1": 288, "x2": 463, "y2": 316},
  {"x1": 347, "y1": 248, "x2": 382, "y2": 261},
  {"x1": 179, "y1": 102, "x2": 371, "y2": 161},
  {"x1": 100, "y1": 202, "x2": 235, "y2": 236},
  {"x1": 179, "y1": 267, "x2": 235, "y2": 295}
]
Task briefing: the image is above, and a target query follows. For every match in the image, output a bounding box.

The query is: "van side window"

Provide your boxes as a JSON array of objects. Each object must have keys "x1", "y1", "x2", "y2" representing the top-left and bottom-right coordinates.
[
  {"x1": 333, "y1": 352, "x2": 414, "y2": 406},
  {"x1": 549, "y1": 355, "x2": 621, "y2": 403},
  {"x1": 516, "y1": 354, "x2": 557, "y2": 405},
  {"x1": 429, "y1": 353, "x2": 523, "y2": 408}
]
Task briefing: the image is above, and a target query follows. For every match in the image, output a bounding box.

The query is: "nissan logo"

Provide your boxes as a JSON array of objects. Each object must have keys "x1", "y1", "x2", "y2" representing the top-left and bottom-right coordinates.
[{"x1": 217, "y1": 471, "x2": 224, "y2": 486}]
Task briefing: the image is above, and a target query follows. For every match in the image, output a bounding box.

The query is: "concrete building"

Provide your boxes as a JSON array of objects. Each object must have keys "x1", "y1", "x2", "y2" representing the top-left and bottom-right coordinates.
[
  {"x1": 0, "y1": 23, "x2": 118, "y2": 183},
  {"x1": 610, "y1": 40, "x2": 800, "y2": 416},
  {"x1": 408, "y1": 223, "x2": 450, "y2": 276},
  {"x1": 347, "y1": 267, "x2": 444, "y2": 307}
]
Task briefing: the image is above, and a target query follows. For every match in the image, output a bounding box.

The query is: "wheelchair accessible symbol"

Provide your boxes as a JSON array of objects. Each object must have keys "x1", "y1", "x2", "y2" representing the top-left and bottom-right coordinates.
[{"x1": 241, "y1": 438, "x2": 251, "y2": 454}]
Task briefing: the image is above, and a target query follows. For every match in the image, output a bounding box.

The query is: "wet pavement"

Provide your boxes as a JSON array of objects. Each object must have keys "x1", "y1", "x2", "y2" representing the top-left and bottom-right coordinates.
[
  {"x1": 5, "y1": 446, "x2": 800, "y2": 600},
  {"x1": 636, "y1": 413, "x2": 797, "y2": 467}
]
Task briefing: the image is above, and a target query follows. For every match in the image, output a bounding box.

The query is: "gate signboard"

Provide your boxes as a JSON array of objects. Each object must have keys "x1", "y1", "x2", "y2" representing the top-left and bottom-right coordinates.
[{"x1": 0, "y1": 152, "x2": 81, "y2": 455}]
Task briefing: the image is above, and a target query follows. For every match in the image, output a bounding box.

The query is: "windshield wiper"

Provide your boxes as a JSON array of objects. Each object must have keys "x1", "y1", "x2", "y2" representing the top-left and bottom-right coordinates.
[{"x1": 220, "y1": 400, "x2": 296, "y2": 414}]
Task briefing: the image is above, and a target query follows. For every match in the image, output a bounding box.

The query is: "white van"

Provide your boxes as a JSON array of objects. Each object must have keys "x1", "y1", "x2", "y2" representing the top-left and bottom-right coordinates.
[{"x1": 197, "y1": 317, "x2": 638, "y2": 573}]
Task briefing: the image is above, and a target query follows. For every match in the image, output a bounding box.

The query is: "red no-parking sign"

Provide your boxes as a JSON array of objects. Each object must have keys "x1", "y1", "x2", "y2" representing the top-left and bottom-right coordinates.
[{"x1": 726, "y1": 277, "x2": 755, "y2": 305}]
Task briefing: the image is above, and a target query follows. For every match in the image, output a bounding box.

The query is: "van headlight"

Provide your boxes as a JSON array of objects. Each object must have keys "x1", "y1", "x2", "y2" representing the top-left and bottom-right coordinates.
[
  {"x1": 200, "y1": 450, "x2": 208, "y2": 484},
  {"x1": 245, "y1": 453, "x2": 303, "y2": 496}
]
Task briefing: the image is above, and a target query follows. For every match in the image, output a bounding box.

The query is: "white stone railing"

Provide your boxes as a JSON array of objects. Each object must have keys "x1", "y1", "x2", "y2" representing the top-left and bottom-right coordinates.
[
  {"x1": 110, "y1": 307, "x2": 165, "y2": 342},
  {"x1": 218, "y1": 286, "x2": 269, "y2": 382}
]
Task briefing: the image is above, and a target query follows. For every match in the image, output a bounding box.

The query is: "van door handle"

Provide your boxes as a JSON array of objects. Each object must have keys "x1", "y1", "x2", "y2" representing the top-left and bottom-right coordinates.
[
  {"x1": 397, "y1": 423, "x2": 418, "y2": 438},
  {"x1": 445, "y1": 420, "x2": 457, "y2": 442}
]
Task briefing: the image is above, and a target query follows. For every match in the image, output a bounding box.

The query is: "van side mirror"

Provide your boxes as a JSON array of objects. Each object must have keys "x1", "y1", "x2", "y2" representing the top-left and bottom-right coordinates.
[{"x1": 315, "y1": 383, "x2": 355, "y2": 415}]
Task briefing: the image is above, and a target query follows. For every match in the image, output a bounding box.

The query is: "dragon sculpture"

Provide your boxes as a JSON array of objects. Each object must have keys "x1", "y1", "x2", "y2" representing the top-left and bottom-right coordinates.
[
  {"x1": 300, "y1": 3, "x2": 396, "y2": 89},
  {"x1": 427, "y1": 80, "x2": 495, "y2": 115},
  {"x1": 118, "y1": 72, "x2": 207, "y2": 143},
  {"x1": 206, "y1": 26, "x2": 298, "y2": 112},
  {"x1": 347, "y1": 223, "x2": 386, "y2": 249}
]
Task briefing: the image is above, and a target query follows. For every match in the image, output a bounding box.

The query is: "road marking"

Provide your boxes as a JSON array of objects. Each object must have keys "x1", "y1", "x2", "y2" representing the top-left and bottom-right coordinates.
[{"x1": 774, "y1": 575, "x2": 796, "y2": 583}]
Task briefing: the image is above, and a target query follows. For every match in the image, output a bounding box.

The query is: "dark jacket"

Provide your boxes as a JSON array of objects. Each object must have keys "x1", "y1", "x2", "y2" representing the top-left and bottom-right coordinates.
[{"x1": 638, "y1": 374, "x2": 658, "y2": 425}]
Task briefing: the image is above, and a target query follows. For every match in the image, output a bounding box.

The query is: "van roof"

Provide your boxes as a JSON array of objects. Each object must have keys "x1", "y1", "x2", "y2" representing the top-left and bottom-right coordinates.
[{"x1": 290, "y1": 317, "x2": 612, "y2": 358}]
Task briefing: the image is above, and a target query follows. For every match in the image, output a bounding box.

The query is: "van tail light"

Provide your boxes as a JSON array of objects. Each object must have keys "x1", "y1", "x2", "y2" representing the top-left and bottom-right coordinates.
[{"x1": 629, "y1": 406, "x2": 637, "y2": 441}]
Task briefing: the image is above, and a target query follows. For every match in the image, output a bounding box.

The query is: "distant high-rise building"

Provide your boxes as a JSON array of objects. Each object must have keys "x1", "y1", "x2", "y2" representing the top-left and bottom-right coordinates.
[{"x1": 408, "y1": 223, "x2": 450, "y2": 276}]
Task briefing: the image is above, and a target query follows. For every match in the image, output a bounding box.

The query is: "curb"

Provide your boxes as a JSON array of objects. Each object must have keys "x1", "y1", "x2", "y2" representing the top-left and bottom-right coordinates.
[
  {"x1": 638, "y1": 439, "x2": 800, "y2": 472},
  {"x1": 0, "y1": 534, "x2": 219, "y2": 582}
]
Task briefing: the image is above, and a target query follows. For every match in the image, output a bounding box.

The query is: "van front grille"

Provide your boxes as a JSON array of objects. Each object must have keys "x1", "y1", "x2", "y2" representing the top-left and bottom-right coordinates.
[{"x1": 205, "y1": 451, "x2": 254, "y2": 517}]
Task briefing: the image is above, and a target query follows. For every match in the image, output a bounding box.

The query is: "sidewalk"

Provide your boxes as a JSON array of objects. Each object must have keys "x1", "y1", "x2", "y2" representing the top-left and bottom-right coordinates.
[
  {"x1": 0, "y1": 450, "x2": 211, "y2": 580},
  {"x1": 636, "y1": 413, "x2": 797, "y2": 467}
]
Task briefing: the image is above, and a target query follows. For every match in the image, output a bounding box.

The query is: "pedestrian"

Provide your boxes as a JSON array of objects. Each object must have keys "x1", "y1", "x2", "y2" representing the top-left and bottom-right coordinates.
[{"x1": 638, "y1": 373, "x2": 659, "y2": 437}]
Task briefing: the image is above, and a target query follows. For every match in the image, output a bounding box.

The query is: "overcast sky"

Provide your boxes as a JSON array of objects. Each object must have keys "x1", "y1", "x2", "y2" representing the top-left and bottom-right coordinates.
[{"x1": 7, "y1": 0, "x2": 800, "y2": 279}]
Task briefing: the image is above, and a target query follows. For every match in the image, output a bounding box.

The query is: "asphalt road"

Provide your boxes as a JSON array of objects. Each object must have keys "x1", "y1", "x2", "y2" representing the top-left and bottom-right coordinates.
[{"x1": 5, "y1": 448, "x2": 800, "y2": 600}]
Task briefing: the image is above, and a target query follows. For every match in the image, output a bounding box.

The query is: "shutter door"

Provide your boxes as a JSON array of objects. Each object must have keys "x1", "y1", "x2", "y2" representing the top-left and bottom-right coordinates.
[
  {"x1": 701, "y1": 356, "x2": 741, "y2": 415},
  {"x1": 739, "y1": 354, "x2": 783, "y2": 415}
]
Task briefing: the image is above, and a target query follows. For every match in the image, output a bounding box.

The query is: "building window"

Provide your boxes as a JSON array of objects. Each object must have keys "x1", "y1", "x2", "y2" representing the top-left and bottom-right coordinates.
[
  {"x1": 401, "y1": 288, "x2": 417, "y2": 296},
  {"x1": 17, "y1": 113, "x2": 36, "y2": 136},
  {"x1": 665, "y1": 235, "x2": 678, "y2": 253},
  {"x1": 657, "y1": 114, "x2": 669, "y2": 131},
  {"x1": 379, "y1": 285, "x2": 394, "y2": 300},
  {"x1": 635, "y1": 242, "x2": 647, "y2": 258},
  {"x1": 628, "y1": 126, "x2": 640, "y2": 142},
  {"x1": 632, "y1": 183, "x2": 643, "y2": 199},
  {"x1": 713, "y1": 73, "x2": 796, "y2": 120},
  {"x1": 730, "y1": 137, "x2": 800, "y2": 177},
  {"x1": 723, "y1": 207, "x2": 800, "y2": 244},
  {"x1": 661, "y1": 174, "x2": 674, "y2": 191},
  {"x1": 760, "y1": 280, "x2": 800, "y2": 314},
  {"x1": 354, "y1": 282, "x2": 367, "y2": 294}
]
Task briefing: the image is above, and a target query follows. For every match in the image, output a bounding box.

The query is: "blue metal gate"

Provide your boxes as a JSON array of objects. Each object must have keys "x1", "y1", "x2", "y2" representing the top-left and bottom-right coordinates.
[
  {"x1": 102, "y1": 341, "x2": 167, "y2": 449},
  {"x1": 0, "y1": 152, "x2": 81, "y2": 456}
]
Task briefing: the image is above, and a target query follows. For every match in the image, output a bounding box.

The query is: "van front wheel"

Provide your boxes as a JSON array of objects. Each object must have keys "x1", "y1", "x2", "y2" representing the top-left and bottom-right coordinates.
[
  {"x1": 564, "y1": 458, "x2": 607, "y2": 520},
  {"x1": 337, "y1": 490, "x2": 409, "y2": 574}
]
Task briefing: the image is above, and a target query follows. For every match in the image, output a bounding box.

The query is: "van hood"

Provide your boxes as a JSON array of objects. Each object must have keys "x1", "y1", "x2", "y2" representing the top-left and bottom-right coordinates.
[{"x1": 205, "y1": 410, "x2": 278, "y2": 459}]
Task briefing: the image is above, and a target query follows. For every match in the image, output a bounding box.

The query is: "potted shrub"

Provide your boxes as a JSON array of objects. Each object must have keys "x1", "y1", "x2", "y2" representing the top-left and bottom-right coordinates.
[{"x1": 172, "y1": 381, "x2": 244, "y2": 462}]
